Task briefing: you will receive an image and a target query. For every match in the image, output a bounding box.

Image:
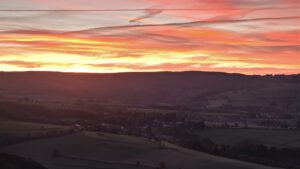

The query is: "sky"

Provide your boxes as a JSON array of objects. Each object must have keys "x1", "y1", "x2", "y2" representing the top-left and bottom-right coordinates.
[{"x1": 0, "y1": 0, "x2": 299, "y2": 74}]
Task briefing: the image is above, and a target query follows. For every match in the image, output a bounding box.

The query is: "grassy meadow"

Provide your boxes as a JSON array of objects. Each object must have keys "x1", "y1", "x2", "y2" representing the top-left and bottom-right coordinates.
[{"x1": 0, "y1": 129, "x2": 280, "y2": 169}]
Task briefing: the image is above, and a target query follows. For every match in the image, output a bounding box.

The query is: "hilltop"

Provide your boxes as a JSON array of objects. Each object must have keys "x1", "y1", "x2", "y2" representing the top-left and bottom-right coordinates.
[{"x1": 0, "y1": 71, "x2": 299, "y2": 112}]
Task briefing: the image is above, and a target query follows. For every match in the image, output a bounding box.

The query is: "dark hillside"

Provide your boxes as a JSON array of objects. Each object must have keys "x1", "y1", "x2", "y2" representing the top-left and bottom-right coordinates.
[{"x1": 0, "y1": 71, "x2": 299, "y2": 107}]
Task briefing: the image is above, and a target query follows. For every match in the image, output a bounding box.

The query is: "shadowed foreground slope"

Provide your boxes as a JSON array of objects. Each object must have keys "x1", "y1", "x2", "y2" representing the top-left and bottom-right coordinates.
[{"x1": 1, "y1": 132, "x2": 279, "y2": 169}]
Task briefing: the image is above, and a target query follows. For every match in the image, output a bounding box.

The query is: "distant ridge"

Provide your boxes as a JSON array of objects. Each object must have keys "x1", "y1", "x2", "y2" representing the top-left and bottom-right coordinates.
[{"x1": 0, "y1": 71, "x2": 299, "y2": 106}]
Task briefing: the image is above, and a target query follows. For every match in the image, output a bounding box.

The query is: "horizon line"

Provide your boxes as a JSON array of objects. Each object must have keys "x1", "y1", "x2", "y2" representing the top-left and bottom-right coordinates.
[
  {"x1": 0, "y1": 6, "x2": 295, "y2": 12},
  {"x1": 1, "y1": 70, "x2": 299, "y2": 76}
]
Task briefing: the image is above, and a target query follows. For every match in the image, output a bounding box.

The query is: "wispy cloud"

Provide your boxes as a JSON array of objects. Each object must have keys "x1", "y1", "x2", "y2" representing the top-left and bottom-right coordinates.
[{"x1": 0, "y1": 0, "x2": 299, "y2": 74}]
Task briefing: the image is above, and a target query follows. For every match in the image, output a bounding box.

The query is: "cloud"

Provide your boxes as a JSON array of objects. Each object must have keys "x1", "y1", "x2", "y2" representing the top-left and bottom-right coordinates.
[
  {"x1": 130, "y1": 7, "x2": 163, "y2": 22},
  {"x1": 0, "y1": 60, "x2": 42, "y2": 68},
  {"x1": 69, "y1": 16, "x2": 299, "y2": 34},
  {"x1": 0, "y1": 0, "x2": 299, "y2": 74}
]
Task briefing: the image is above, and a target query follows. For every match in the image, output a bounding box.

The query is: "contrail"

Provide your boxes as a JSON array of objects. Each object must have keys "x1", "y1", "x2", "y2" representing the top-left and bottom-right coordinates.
[
  {"x1": 71, "y1": 16, "x2": 300, "y2": 33},
  {"x1": 0, "y1": 7, "x2": 296, "y2": 12},
  {"x1": 1, "y1": 16, "x2": 298, "y2": 34},
  {"x1": 130, "y1": 8, "x2": 163, "y2": 22}
]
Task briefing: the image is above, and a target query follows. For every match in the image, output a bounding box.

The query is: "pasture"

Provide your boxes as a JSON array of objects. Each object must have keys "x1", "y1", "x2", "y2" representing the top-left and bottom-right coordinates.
[
  {"x1": 197, "y1": 128, "x2": 300, "y2": 148},
  {"x1": 0, "y1": 119, "x2": 70, "y2": 145},
  {"x1": 0, "y1": 131, "x2": 279, "y2": 169}
]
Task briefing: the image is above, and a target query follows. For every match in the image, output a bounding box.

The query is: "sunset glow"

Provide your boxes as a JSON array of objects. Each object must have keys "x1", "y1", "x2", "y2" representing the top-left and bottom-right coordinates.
[{"x1": 0, "y1": 0, "x2": 299, "y2": 74}]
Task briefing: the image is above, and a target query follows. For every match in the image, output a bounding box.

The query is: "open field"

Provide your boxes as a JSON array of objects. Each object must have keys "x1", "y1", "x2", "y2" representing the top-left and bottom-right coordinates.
[
  {"x1": 0, "y1": 119, "x2": 65, "y2": 131},
  {"x1": 198, "y1": 128, "x2": 300, "y2": 148},
  {"x1": 0, "y1": 119, "x2": 70, "y2": 146},
  {"x1": 0, "y1": 131, "x2": 279, "y2": 169},
  {"x1": 206, "y1": 83, "x2": 300, "y2": 109},
  {"x1": 0, "y1": 119, "x2": 67, "y2": 135}
]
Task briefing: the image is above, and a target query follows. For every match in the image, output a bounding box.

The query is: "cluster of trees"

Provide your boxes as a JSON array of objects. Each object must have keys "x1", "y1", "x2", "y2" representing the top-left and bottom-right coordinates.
[
  {"x1": 0, "y1": 101, "x2": 97, "y2": 124},
  {"x1": 176, "y1": 133, "x2": 300, "y2": 169}
]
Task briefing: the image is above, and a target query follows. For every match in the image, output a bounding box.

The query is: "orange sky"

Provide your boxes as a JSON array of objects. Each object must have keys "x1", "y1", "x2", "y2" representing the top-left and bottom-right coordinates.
[{"x1": 0, "y1": 0, "x2": 299, "y2": 74}]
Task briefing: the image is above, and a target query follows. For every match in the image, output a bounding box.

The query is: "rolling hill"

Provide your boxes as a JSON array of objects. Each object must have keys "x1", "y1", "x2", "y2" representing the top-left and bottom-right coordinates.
[
  {"x1": 0, "y1": 131, "x2": 279, "y2": 169},
  {"x1": 0, "y1": 71, "x2": 299, "y2": 111}
]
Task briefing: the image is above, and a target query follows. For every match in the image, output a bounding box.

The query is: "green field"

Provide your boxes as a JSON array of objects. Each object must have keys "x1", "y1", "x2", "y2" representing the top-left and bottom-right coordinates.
[
  {"x1": 206, "y1": 83, "x2": 300, "y2": 108},
  {"x1": 0, "y1": 119, "x2": 69, "y2": 144},
  {"x1": 0, "y1": 119, "x2": 64, "y2": 131},
  {"x1": 0, "y1": 130, "x2": 279, "y2": 169},
  {"x1": 197, "y1": 128, "x2": 300, "y2": 148}
]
